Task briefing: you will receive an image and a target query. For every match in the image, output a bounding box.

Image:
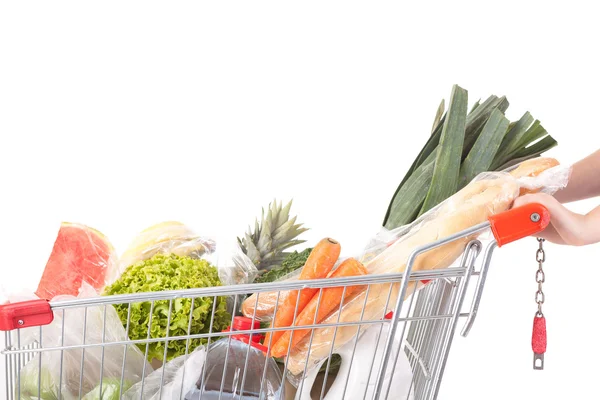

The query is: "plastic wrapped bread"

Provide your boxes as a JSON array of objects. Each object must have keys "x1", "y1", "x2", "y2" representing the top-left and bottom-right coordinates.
[
  {"x1": 285, "y1": 175, "x2": 520, "y2": 375},
  {"x1": 241, "y1": 158, "x2": 569, "y2": 323},
  {"x1": 285, "y1": 158, "x2": 570, "y2": 376},
  {"x1": 242, "y1": 177, "x2": 515, "y2": 323}
]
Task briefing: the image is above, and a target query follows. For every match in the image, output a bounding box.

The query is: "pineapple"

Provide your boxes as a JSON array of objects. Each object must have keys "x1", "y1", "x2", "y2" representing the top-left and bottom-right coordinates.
[{"x1": 238, "y1": 199, "x2": 308, "y2": 280}]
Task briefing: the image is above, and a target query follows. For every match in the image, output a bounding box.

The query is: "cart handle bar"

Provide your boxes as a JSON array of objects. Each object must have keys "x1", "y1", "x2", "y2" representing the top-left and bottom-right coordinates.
[{"x1": 0, "y1": 203, "x2": 549, "y2": 332}]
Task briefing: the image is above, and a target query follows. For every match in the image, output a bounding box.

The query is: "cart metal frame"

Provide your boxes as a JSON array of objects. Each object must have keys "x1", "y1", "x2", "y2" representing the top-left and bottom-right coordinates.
[{"x1": 1, "y1": 203, "x2": 549, "y2": 400}]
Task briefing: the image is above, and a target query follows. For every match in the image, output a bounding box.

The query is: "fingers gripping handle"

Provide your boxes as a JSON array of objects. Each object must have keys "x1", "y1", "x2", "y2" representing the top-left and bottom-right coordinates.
[{"x1": 489, "y1": 203, "x2": 550, "y2": 247}]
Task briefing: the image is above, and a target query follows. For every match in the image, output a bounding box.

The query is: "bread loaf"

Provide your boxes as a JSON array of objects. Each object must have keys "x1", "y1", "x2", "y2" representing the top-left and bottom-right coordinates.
[
  {"x1": 509, "y1": 157, "x2": 559, "y2": 195},
  {"x1": 509, "y1": 157, "x2": 559, "y2": 179},
  {"x1": 285, "y1": 176, "x2": 520, "y2": 375}
]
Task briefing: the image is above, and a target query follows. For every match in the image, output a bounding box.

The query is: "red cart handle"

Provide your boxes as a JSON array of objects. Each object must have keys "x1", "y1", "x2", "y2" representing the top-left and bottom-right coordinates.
[
  {"x1": 489, "y1": 203, "x2": 550, "y2": 247},
  {"x1": 0, "y1": 299, "x2": 53, "y2": 331}
]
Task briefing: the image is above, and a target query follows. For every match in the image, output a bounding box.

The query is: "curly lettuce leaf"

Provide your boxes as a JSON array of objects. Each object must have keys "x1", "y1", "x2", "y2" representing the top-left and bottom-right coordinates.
[{"x1": 103, "y1": 254, "x2": 231, "y2": 362}]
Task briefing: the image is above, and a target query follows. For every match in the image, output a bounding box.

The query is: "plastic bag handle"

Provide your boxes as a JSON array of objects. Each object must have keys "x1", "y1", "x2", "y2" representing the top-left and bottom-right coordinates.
[{"x1": 489, "y1": 203, "x2": 550, "y2": 247}]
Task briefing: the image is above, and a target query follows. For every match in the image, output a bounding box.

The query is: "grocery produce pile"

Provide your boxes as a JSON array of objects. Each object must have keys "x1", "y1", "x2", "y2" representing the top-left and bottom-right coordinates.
[{"x1": 9, "y1": 85, "x2": 568, "y2": 399}]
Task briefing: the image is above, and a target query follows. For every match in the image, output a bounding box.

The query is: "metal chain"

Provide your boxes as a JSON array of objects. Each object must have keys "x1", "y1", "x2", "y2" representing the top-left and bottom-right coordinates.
[{"x1": 535, "y1": 238, "x2": 546, "y2": 317}]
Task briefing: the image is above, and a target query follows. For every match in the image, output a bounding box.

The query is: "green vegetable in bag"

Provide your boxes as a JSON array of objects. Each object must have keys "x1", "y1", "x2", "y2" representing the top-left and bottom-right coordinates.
[
  {"x1": 19, "y1": 366, "x2": 59, "y2": 400},
  {"x1": 103, "y1": 254, "x2": 231, "y2": 363},
  {"x1": 82, "y1": 378, "x2": 132, "y2": 400}
]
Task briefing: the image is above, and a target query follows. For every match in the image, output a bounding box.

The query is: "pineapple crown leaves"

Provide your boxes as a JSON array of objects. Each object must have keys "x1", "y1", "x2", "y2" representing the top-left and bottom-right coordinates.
[{"x1": 238, "y1": 199, "x2": 308, "y2": 272}]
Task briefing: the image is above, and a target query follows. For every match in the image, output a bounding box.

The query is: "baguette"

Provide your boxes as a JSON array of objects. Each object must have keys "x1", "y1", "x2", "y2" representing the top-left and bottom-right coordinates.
[
  {"x1": 509, "y1": 157, "x2": 559, "y2": 179},
  {"x1": 285, "y1": 176, "x2": 520, "y2": 375},
  {"x1": 510, "y1": 157, "x2": 559, "y2": 195}
]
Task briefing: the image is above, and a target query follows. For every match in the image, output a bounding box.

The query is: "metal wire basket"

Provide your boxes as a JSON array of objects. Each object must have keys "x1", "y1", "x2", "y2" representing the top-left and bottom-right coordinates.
[{"x1": 1, "y1": 203, "x2": 549, "y2": 400}]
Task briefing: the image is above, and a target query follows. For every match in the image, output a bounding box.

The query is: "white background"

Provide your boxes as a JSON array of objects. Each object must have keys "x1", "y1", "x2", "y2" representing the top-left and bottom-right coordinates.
[{"x1": 1, "y1": 2, "x2": 599, "y2": 399}]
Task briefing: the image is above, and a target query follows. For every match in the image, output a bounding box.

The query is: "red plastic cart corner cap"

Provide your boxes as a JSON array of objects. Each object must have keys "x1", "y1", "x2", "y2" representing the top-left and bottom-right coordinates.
[
  {"x1": 0, "y1": 299, "x2": 54, "y2": 331},
  {"x1": 489, "y1": 203, "x2": 550, "y2": 247}
]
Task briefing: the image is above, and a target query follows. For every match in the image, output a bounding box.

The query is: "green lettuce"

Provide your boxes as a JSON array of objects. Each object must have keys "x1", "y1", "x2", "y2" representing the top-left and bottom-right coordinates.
[{"x1": 103, "y1": 254, "x2": 231, "y2": 363}]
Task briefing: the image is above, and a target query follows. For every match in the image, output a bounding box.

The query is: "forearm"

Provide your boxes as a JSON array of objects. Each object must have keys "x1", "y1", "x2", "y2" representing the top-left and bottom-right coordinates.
[
  {"x1": 543, "y1": 201, "x2": 600, "y2": 246},
  {"x1": 580, "y1": 205, "x2": 600, "y2": 245},
  {"x1": 554, "y1": 149, "x2": 600, "y2": 203}
]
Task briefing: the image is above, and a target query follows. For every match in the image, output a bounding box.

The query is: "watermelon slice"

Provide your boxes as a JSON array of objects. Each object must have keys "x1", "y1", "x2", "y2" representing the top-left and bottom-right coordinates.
[{"x1": 35, "y1": 222, "x2": 118, "y2": 300}]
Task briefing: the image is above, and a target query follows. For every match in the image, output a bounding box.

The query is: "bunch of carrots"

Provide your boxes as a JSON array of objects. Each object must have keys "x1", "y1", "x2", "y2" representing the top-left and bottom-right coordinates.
[{"x1": 264, "y1": 238, "x2": 368, "y2": 358}]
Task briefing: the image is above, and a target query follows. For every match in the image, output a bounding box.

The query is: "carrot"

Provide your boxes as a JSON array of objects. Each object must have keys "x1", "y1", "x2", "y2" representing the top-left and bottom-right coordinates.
[
  {"x1": 263, "y1": 238, "x2": 341, "y2": 348},
  {"x1": 270, "y1": 257, "x2": 368, "y2": 358}
]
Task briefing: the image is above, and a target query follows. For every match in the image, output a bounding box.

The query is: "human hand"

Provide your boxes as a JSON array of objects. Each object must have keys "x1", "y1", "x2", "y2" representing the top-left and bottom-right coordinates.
[{"x1": 513, "y1": 193, "x2": 599, "y2": 246}]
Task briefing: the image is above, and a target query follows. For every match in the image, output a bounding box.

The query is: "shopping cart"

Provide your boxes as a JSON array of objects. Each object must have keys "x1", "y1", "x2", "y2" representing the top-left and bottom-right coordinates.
[{"x1": 1, "y1": 203, "x2": 549, "y2": 400}]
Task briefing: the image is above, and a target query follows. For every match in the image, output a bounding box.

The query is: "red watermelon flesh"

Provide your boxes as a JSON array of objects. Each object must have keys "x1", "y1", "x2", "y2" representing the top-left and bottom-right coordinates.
[{"x1": 35, "y1": 223, "x2": 117, "y2": 300}]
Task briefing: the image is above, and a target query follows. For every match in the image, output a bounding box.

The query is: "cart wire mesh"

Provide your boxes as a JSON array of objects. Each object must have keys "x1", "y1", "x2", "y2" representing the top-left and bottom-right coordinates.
[{"x1": 2, "y1": 223, "x2": 506, "y2": 400}]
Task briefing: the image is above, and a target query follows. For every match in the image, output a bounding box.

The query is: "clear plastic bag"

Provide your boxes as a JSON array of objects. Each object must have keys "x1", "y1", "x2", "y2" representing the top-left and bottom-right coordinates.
[
  {"x1": 124, "y1": 333, "x2": 284, "y2": 399},
  {"x1": 119, "y1": 221, "x2": 216, "y2": 270},
  {"x1": 284, "y1": 159, "x2": 570, "y2": 378},
  {"x1": 17, "y1": 283, "x2": 152, "y2": 399},
  {"x1": 122, "y1": 346, "x2": 207, "y2": 400},
  {"x1": 510, "y1": 162, "x2": 572, "y2": 195},
  {"x1": 119, "y1": 222, "x2": 258, "y2": 287},
  {"x1": 213, "y1": 237, "x2": 260, "y2": 287},
  {"x1": 294, "y1": 314, "x2": 414, "y2": 400},
  {"x1": 187, "y1": 336, "x2": 284, "y2": 399}
]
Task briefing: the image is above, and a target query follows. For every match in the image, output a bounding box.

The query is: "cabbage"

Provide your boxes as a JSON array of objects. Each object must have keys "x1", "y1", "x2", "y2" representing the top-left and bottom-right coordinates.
[{"x1": 103, "y1": 253, "x2": 231, "y2": 363}]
